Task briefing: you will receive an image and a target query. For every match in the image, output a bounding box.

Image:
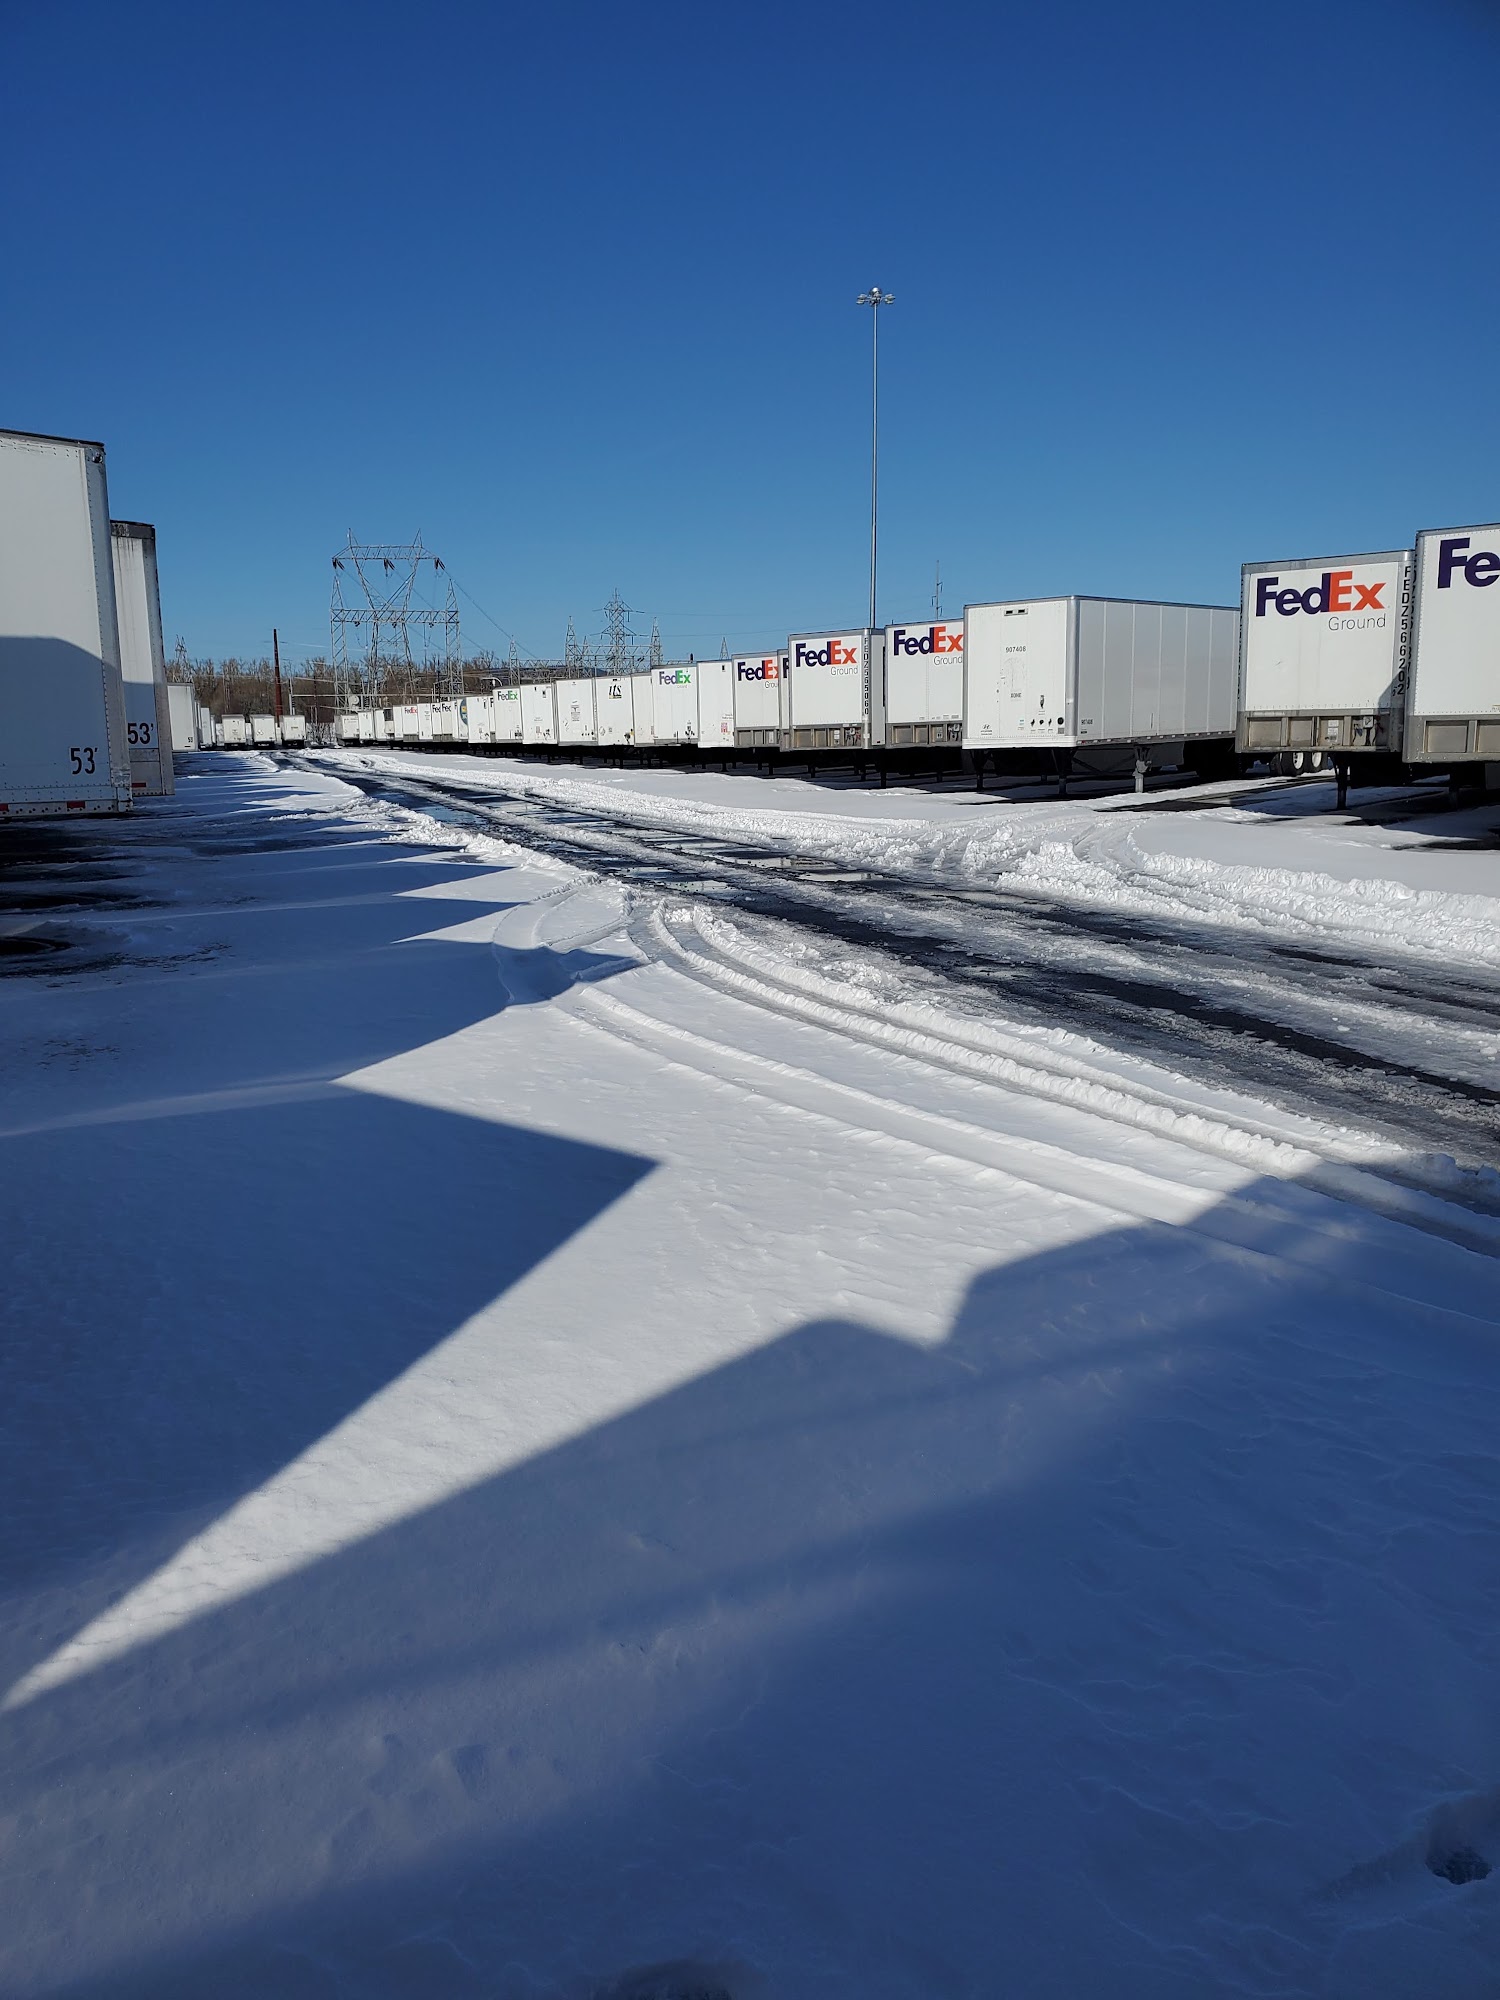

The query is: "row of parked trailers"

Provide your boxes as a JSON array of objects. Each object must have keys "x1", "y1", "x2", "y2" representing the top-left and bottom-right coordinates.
[
  {"x1": 337, "y1": 526, "x2": 1499, "y2": 784},
  {"x1": 166, "y1": 694, "x2": 308, "y2": 752},
  {"x1": 0, "y1": 428, "x2": 181, "y2": 815}
]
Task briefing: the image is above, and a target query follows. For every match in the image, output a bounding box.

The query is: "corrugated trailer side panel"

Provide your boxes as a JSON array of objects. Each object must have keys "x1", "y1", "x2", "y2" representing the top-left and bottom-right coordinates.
[
  {"x1": 196, "y1": 704, "x2": 213, "y2": 747},
  {"x1": 1075, "y1": 600, "x2": 1237, "y2": 742},
  {"x1": 1407, "y1": 524, "x2": 1500, "y2": 762},
  {"x1": 0, "y1": 430, "x2": 131, "y2": 814}
]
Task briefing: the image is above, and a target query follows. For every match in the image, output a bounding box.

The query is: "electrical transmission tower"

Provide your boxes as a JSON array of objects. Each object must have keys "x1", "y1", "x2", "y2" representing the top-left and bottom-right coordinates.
[
  {"x1": 602, "y1": 589, "x2": 637, "y2": 678},
  {"x1": 648, "y1": 620, "x2": 664, "y2": 670},
  {"x1": 330, "y1": 533, "x2": 460, "y2": 707}
]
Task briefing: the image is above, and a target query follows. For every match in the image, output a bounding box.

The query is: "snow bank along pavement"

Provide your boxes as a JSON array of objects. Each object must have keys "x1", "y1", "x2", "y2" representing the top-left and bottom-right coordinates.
[
  {"x1": 326, "y1": 746, "x2": 1500, "y2": 970},
  {"x1": 2, "y1": 753, "x2": 1499, "y2": 1999}
]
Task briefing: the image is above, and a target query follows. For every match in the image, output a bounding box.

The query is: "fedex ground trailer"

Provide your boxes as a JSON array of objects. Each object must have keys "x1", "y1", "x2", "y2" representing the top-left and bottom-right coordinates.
[
  {"x1": 0, "y1": 428, "x2": 131, "y2": 816},
  {"x1": 786, "y1": 629, "x2": 884, "y2": 751},
  {"x1": 110, "y1": 521, "x2": 173, "y2": 796},
  {"x1": 732, "y1": 651, "x2": 788, "y2": 748},
  {"x1": 1406, "y1": 523, "x2": 1500, "y2": 773},
  {"x1": 652, "y1": 664, "x2": 699, "y2": 745},
  {"x1": 885, "y1": 619, "x2": 964, "y2": 746},
  {"x1": 1237, "y1": 549, "x2": 1412, "y2": 780},
  {"x1": 964, "y1": 596, "x2": 1239, "y2": 786}
]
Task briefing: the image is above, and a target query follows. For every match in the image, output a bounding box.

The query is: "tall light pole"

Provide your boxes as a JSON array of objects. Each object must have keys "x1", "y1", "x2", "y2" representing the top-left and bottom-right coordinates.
[{"x1": 857, "y1": 285, "x2": 894, "y2": 633}]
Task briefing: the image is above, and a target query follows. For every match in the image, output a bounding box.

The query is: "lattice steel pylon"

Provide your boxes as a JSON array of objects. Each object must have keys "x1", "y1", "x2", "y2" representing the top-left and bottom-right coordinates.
[
  {"x1": 330, "y1": 533, "x2": 460, "y2": 706},
  {"x1": 602, "y1": 589, "x2": 636, "y2": 678}
]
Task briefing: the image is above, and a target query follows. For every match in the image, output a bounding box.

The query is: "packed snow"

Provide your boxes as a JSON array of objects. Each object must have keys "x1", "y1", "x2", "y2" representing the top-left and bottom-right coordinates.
[
  {"x1": 325, "y1": 747, "x2": 1500, "y2": 968},
  {"x1": 2, "y1": 753, "x2": 1499, "y2": 1999}
]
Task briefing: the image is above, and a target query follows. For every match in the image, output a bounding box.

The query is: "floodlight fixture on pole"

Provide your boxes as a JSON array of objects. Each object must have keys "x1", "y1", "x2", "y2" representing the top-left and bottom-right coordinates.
[{"x1": 856, "y1": 285, "x2": 894, "y2": 633}]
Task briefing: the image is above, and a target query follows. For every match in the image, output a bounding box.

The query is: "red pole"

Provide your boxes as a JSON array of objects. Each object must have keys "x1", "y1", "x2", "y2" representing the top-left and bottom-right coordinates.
[{"x1": 272, "y1": 628, "x2": 284, "y2": 721}]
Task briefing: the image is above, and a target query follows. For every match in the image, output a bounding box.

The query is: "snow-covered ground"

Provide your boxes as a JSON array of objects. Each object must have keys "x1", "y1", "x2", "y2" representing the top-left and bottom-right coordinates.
[
  {"x1": 2, "y1": 753, "x2": 1499, "y2": 1999},
  {"x1": 324, "y1": 748, "x2": 1500, "y2": 969}
]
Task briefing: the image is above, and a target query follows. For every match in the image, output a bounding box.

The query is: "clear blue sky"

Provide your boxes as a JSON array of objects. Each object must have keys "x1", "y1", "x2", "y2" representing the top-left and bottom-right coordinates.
[{"x1": 4, "y1": 0, "x2": 1496, "y2": 666}]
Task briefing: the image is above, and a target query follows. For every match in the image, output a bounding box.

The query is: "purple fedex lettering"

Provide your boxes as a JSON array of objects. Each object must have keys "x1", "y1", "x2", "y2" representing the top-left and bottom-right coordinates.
[{"x1": 1437, "y1": 536, "x2": 1500, "y2": 589}]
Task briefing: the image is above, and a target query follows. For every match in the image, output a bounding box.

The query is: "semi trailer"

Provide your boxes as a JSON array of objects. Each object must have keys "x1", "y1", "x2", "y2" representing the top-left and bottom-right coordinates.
[{"x1": 0, "y1": 428, "x2": 131, "y2": 816}]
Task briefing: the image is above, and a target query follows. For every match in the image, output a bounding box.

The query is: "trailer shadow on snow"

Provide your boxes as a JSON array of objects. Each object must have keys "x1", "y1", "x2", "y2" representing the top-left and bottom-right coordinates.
[{"x1": 10, "y1": 1182, "x2": 1500, "y2": 2000}]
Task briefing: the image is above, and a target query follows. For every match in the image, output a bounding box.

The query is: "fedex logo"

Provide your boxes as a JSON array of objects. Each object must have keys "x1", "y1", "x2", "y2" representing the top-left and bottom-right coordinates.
[
  {"x1": 737, "y1": 657, "x2": 781, "y2": 682},
  {"x1": 1254, "y1": 571, "x2": 1386, "y2": 617},
  {"x1": 657, "y1": 668, "x2": 693, "y2": 685},
  {"x1": 891, "y1": 624, "x2": 963, "y2": 656},
  {"x1": 794, "y1": 638, "x2": 858, "y2": 670},
  {"x1": 1435, "y1": 536, "x2": 1500, "y2": 589}
]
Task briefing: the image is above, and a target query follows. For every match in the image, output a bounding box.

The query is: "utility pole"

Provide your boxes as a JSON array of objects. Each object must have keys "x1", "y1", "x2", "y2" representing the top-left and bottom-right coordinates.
[
  {"x1": 856, "y1": 285, "x2": 894, "y2": 631},
  {"x1": 933, "y1": 560, "x2": 943, "y2": 620},
  {"x1": 272, "y1": 628, "x2": 284, "y2": 721}
]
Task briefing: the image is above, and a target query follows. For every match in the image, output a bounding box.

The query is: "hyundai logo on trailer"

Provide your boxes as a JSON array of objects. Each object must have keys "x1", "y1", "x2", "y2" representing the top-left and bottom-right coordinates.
[
  {"x1": 1254, "y1": 572, "x2": 1387, "y2": 617},
  {"x1": 1435, "y1": 536, "x2": 1500, "y2": 589}
]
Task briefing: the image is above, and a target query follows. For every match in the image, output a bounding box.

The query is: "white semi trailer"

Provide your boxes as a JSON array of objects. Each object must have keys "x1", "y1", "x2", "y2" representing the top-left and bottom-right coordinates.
[
  {"x1": 520, "y1": 682, "x2": 557, "y2": 745},
  {"x1": 250, "y1": 714, "x2": 278, "y2": 747},
  {"x1": 554, "y1": 678, "x2": 599, "y2": 746},
  {"x1": 0, "y1": 428, "x2": 131, "y2": 816},
  {"x1": 884, "y1": 618, "x2": 965, "y2": 747},
  {"x1": 786, "y1": 629, "x2": 884, "y2": 751},
  {"x1": 964, "y1": 595, "x2": 1239, "y2": 785},
  {"x1": 1237, "y1": 549, "x2": 1412, "y2": 776},
  {"x1": 651, "y1": 663, "x2": 699, "y2": 745},
  {"x1": 167, "y1": 683, "x2": 197, "y2": 752},
  {"x1": 109, "y1": 521, "x2": 173, "y2": 797},
  {"x1": 595, "y1": 676, "x2": 636, "y2": 746},
  {"x1": 1406, "y1": 523, "x2": 1500, "y2": 769},
  {"x1": 697, "y1": 657, "x2": 736, "y2": 753},
  {"x1": 732, "y1": 651, "x2": 788, "y2": 749}
]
